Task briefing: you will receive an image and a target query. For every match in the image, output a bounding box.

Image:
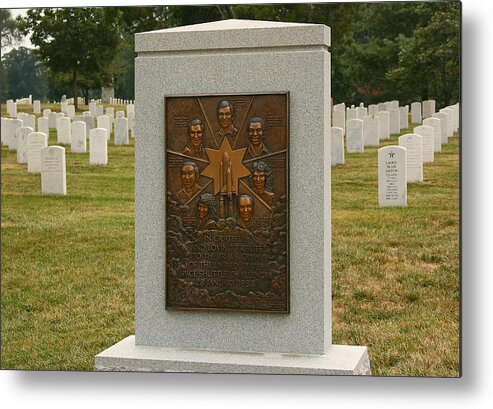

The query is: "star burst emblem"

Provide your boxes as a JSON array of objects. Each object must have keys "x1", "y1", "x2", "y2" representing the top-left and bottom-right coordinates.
[{"x1": 201, "y1": 137, "x2": 251, "y2": 196}]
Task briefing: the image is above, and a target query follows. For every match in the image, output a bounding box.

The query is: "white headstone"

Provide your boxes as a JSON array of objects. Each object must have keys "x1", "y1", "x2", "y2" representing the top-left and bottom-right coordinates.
[
  {"x1": 48, "y1": 112, "x2": 58, "y2": 129},
  {"x1": 423, "y1": 118, "x2": 442, "y2": 153},
  {"x1": 389, "y1": 109, "x2": 400, "y2": 134},
  {"x1": 41, "y1": 146, "x2": 67, "y2": 195},
  {"x1": 33, "y1": 100, "x2": 41, "y2": 114},
  {"x1": 356, "y1": 106, "x2": 367, "y2": 119},
  {"x1": 330, "y1": 127, "x2": 344, "y2": 165},
  {"x1": 97, "y1": 115, "x2": 111, "y2": 140},
  {"x1": 89, "y1": 128, "x2": 108, "y2": 165},
  {"x1": 128, "y1": 111, "x2": 135, "y2": 138},
  {"x1": 126, "y1": 104, "x2": 135, "y2": 116},
  {"x1": 346, "y1": 119, "x2": 364, "y2": 153},
  {"x1": 375, "y1": 111, "x2": 390, "y2": 140},
  {"x1": 9, "y1": 119, "x2": 23, "y2": 150},
  {"x1": 399, "y1": 106, "x2": 409, "y2": 130},
  {"x1": 17, "y1": 112, "x2": 29, "y2": 122},
  {"x1": 333, "y1": 103, "x2": 345, "y2": 112},
  {"x1": 116, "y1": 110, "x2": 125, "y2": 119},
  {"x1": 363, "y1": 116, "x2": 379, "y2": 147},
  {"x1": 37, "y1": 116, "x2": 49, "y2": 137},
  {"x1": 61, "y1": 101, "x2": 69, "y2": 114},
  {"x1": 24, "y1": 114, "x2": 36, "y2": 130},
  {"x1": 377, "y1": 102, "x2": 387, "y2": 112},
  {"x1": 95, "y1": 105, "x2": 104, "y2": 117},
  {"x1": 414, "y1": 125, "x2": 434, "y2": 163},
  {"x1": 422, "y1": 100, "x2": 436, "y2": 118},
  {"x1": 27, "y1": 132, "x2": 48, "y2": 173},
  {"x1": 346, "y1": 108, "x2": 358, "y2": 121},
  {"x1": 56, "y1": 116, "x2": 72, "y2": 144},
  {"x1": 9, "y1": 101, "x2": 17, "y2": 117},
  {"x1": 378, "y1": 145, "x2": 407, "y2": 207},
  {"x1": 43, "y1": 108, "x2": 51, "y2": 118},
  {"x1": 71, "y1": 121, "x2": 87, "y2": 153},
  {"x1": 398, "y1": 133, "x2": 423, "y2": 183},
  {"x1": 411, "y1": 102, "x2": 422, "y2": 124},
  {"x1": 106, "y1": 107, "x2": 115, "y2": 131},
  {"x1": 106, "y1": 107, "x2": 115, "y2": 119},
  {"x1": 452, "y1": 104, "x2": 460, "y2": 131},
  {"x1": 114, "y1": 116, "x2": 129, "y2": 145},
  {"x1": 389, "y1": 100, "x2": 399, "y2": 110},
  {"x1": 66, "y1": 105, "x2": 76, "y2": 119},
  {"x1": 16, "y1": 126, "x2": 34, "y2": 163},
  {"x1": 89, "y1": 101, "x2": 97, "y2": 116},
  {"x1": 1, "y1": 118, "x2": 10, "y2": 146},
  {"x1": 440, "y1": 108, "x2": 454, "y2": 137},
  {"x1": 332, "y1": 110, "x2": 345, "y2": 135},
  {"x1": 368, "y1": 104, "x2": 378, "y2": 116},
  {"x1": 82, "y1": 113, "x2": 95, "y2": 138},
  {"x1": 432, "y1": 112, "x2": 449, "y2": 144}
]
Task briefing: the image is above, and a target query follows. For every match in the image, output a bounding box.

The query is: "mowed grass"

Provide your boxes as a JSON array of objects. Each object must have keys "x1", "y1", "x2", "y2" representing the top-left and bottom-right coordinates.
[
  {"x1": 332, "y1": 123, "x2": 460, "y2": 377},
  {"x1": 1, "y1": 104, "x2": 135, "y2": 370},
  {"x1": 1, "y1": 104, "x2": 459, "y2": 376}
]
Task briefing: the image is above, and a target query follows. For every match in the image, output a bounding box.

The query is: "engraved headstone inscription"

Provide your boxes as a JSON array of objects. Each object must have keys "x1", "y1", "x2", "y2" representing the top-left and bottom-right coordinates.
[
  {"x1": 378, "y1": 146, "x2": 407, "y2": 207},
  {"x1": 41, "y1": 146, "x2": 67, "y2": 195},
  {"x1": 165, "y1": 93, "x2": 289, "y2": 313},
  {"x1": 399, "y1": 133, "x2": 423, "y2": 183},
  {"x1": 27, "y1": 132, "x2": 48, "y2": 173}
]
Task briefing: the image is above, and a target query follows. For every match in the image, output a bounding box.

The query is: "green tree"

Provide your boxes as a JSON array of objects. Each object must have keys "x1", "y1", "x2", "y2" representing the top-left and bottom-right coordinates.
[
  {"x1": 2, "y1": 47, "x2": 48, "y2": 101},
  {"x1": 387, "y1": 2, "x2": 460, "y2": 107},
  {"x1": 347, "y1": 1, "x2": 459, "y2": 107},
  {"x1": 18, "y1": 8, "x2": 120, "y2": 108},
  {"x1": 1, "y1": 9, "x2": 21, "y2": 50}
]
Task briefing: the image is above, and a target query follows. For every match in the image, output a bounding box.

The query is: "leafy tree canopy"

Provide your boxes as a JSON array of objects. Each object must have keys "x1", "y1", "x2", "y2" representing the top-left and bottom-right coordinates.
[
  {"x1": 1, "y1": 9, "x2": 22, "y2": 50},
  {"x1": 2, "y1": 46, "x2": 48, "y2": 101},
  {"x1": 18, "y1": 8, "x2": 120, "y2": 107}
]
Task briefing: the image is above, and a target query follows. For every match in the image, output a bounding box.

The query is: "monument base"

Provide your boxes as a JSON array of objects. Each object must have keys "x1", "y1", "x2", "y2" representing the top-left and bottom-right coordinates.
[{"x1": 95, "y1": 336, "x2": 371, "y2": 375}]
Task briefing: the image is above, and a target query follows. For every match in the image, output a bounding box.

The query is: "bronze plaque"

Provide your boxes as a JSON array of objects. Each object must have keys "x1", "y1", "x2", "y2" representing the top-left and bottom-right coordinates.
[{"x1": 165, "y1": 93, "x2": 289, "y2": 313}]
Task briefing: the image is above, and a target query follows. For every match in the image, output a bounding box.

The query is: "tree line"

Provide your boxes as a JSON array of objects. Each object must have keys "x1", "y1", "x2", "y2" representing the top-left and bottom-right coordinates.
[{"x1": 1, "y1": 2, "x2": 460, "y2": 109}]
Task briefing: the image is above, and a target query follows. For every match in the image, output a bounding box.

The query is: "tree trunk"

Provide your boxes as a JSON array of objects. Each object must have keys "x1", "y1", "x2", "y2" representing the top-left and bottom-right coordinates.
[
  {"x1": 72, "y1": 68, "x2": 78, "y2": 110},
  {"x1": 83, "y1": 88, "x2": 89, "y2": 106}
]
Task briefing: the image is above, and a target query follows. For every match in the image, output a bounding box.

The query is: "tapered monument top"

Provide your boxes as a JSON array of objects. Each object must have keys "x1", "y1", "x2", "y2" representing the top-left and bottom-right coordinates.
[{"x1": 135, "y1": 19, "x2": 330, "y2": 52}]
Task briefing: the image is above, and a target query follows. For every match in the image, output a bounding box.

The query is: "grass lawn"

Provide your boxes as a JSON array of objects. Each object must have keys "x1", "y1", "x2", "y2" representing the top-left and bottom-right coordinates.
[{"x1": 1, "y1": 104, "x2": 460, "y2": 376}]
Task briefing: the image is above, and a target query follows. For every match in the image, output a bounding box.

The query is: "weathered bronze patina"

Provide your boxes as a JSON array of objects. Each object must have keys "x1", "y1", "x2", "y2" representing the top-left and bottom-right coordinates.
[{"x1": 165, "y1": 93, "x2": 289, "y2": 313}]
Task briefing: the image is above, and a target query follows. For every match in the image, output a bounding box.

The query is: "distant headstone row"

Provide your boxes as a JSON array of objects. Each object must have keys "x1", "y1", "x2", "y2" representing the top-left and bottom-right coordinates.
[
  {"x1": 331, "y1": 99, "x2": 459, "y2": 208},
  {"x1": 2, "y1": 100, "x2": 137, "y2": 197},
  {"x1": 109, "y1": 98, "x2": 135, "y2": 105}
]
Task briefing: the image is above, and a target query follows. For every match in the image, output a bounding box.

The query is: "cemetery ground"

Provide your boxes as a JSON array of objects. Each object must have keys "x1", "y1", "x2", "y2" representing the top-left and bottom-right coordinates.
[{"x1": 1, "y1": 104, "x2": 459, "y2": 376}]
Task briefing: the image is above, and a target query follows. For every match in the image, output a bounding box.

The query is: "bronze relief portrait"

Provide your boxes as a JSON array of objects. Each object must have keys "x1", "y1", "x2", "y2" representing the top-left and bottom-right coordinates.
[{"x1": 165, "y1": 93, "x2": 289, "y2": 312}]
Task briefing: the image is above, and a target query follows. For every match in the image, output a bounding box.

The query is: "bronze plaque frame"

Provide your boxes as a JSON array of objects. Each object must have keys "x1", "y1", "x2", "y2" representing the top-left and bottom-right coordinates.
[{"x1": 164, "y1": 92, "x2": 289, "y2": 313}]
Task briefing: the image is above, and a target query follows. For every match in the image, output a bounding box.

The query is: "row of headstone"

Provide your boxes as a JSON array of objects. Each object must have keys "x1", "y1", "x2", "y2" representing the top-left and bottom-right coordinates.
[
  {"x1": 109, "y1": 98, "x2": 135, "y2": 105},
  {"x1": 332, "y1": 99, "x2": 459, "y2": 207},
  {"x1": 2, "y1": 115, "x2": 109, "y2": 165},
  {"x1": 331, "y1": 97, "x2": 460, "y2": 159},
  {"x1": 65, "y1": 97, "x2": 85, "y2": 105},
  {"x1": 3, "y1": 100, "x2": 136, "y2": 197},
  {"x1": 333, "y1": 99, "x2": 439, "y2": 126},
  {"x1": 15, "y1": 96, "x2": 32, "y2": 105},
  {"x1": 3, "y1": 127, "x2": 111, "y2": 196},
  {"x1": 377, "y1": 103, "x2": 459, "y2": 207},
  {"x1": 6, "y1": 100, "x2": 17, "y2": 117},
  {"x1": 40, "y1": 128, "x2": 109, "y2": 195}
]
